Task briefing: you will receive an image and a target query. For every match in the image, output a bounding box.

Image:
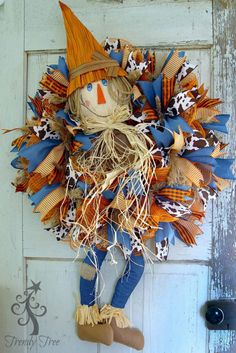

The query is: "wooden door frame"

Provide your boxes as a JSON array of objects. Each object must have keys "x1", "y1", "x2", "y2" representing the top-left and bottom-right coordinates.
[{"x1": 210, "y1": 1, "x2": 236, "y2": 352}]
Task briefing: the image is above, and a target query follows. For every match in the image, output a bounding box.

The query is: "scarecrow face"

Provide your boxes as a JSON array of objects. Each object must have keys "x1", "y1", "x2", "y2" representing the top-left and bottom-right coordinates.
[{"x1": 79, "y1": 79, "x2": 118, "y2": 118}]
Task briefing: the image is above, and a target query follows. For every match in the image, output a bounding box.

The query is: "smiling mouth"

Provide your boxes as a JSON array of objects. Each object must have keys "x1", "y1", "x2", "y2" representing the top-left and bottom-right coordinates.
[{"x1": 80, "y1": 97, "x2": 118, "y2": 118}]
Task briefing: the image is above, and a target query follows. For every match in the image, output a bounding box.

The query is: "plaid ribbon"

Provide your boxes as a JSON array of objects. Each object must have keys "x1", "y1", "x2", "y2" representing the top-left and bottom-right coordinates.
[
  {"x1": 40, "y1": 74, "x2": 67, "y2": 97},
  {"x1": 158, "y1": 187, "x2": 192, "y2": 203}
]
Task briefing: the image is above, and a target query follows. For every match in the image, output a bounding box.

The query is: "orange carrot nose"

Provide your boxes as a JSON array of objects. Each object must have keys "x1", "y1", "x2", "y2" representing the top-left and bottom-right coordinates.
[{"x1": 97, "y1": 83, "x2": 106, "y2": 104}]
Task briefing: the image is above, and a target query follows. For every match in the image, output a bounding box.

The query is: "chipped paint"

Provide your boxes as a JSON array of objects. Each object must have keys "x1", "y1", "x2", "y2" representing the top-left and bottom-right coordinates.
[{"x1": 209, "y1": 1, "x2": 236, "y2": 352}]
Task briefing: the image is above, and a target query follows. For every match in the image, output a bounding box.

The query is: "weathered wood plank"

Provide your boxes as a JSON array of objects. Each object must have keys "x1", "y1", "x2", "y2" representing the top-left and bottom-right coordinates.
[
  {"x1": 210, "y1": 1, "x2": 236, "y2": 353},
  {"x1": 25, "y1": 0, "x2": 212, "y2": 51},
  {"x1": 0, "y1": 1, "x2": 26, "y2": 352}
]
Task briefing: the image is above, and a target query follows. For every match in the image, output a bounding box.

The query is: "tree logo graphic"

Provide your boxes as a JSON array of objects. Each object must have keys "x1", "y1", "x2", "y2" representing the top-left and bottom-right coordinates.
[{"x1": 11, "y1": 280, "x2": 47, "y2": 335}]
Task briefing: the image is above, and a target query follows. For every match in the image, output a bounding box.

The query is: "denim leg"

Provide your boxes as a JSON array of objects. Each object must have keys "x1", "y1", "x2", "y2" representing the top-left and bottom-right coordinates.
[
  {"x1": 80, "y1": 246, "x2": 107, "y2": 306},
  {"x1": 111, "y1": 252, "x2": 145, "y2": 309}
]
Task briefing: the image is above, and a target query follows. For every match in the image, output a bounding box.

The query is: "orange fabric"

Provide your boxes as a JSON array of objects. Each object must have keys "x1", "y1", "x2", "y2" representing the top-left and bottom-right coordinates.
[
  {"x1": 151, "y1": 167, "x2": 170, "y2": 183},
  {"x1": 40, "y1": 74, "x2": 67, "y2": 97},
  {"x1": 60, "y1": 197, "x2": 70, "y2": 220},
  {"x1": 143, "y1": 101, "x2": 158, "y2": 120},
  {"x1": 15, "y1": 179, "x2": 29, "y2": 193},
  {"x1": 158, "y1": 187, "x2": 192, "y2": 203},
  {"x1": 162, "y1": 50, "x2": 186, "y2": 79},
  {"x1": 175, "y1": 157, "x2": 204, "y2": 187},
  {"x1": 59, "y1": 1, "x2": 125, "y2": 95},
  {"x1": 172, "y1": 219, "x2": 203, "y2": 245},
  {"x1": 34, "y1": 143, "x2": 65, "y2": 177},
  {"x1": 179, "y1": 72, "x2": 198, "y2": 90},
  {"x1": 26, "y1": 134, "x2": 40, "y2": 147},
  {"x1": 12, "y1": 134, "x2": 29, "y2": 150},
  {"x1": 34, "y1": 186, "x2": 65, "y2": 221},
  {"x1": 29, "y1": 96, "x2": 43, "y2": 117},
  {"x1": 144, "y1": 204, "x2": 178, "y2": 231},
  {"x1": 28, "y1": 173, "x2": 48, "y2": 193},
  {"x1": 97, "y1": 83, "x2": 106, "y2": 104},
  {"x1": 162, "y1": 74, "x2": 175, "y2": 111},
  {"x1": 142, "y1": 229, "x2": 156, "y2": 241}
]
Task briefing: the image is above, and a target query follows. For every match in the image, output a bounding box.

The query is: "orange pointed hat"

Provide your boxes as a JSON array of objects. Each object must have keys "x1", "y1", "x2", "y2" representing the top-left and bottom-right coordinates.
[{"x1": 59, "y1": 1, "x2": 126, "y2": 96}]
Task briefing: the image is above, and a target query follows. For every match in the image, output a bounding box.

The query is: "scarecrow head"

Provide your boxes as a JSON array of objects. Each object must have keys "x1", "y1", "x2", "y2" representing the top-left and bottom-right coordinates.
[{"x1": 59, "y1": 1, "x2": 131, "y2": 121}]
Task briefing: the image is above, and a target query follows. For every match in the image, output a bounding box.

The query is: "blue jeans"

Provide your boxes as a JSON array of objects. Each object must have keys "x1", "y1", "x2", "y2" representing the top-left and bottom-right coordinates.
[{"x1": 80, "y1": 246, "x2": 144, "y2": 308}]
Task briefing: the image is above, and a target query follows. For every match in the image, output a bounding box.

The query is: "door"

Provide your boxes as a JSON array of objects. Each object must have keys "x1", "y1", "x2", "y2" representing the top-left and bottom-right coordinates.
[{"x1": 0, "y1": 1, "x2": 234, "y2": 353}]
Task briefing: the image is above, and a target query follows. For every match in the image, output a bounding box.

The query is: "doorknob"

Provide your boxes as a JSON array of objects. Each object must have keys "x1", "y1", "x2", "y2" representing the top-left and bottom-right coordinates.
[{"x1": 205, "y1": 299, "x2": 236, "y2": 330}]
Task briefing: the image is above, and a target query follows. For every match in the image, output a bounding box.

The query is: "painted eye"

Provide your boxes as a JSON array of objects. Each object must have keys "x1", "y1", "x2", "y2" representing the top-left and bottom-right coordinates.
[
  {"x1": 101, "y1": 79, "x2": 108, "y2": 86},
  {"x1": 87, "y1": 83, "x2": 93, "y2": 91}
]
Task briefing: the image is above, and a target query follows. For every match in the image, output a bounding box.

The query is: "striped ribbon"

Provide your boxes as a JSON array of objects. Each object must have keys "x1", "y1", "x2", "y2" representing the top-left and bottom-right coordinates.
[
  {"x1": 198, "y1": 97, "x2": 222, "y2": 108},
  {"x1": 162, "y1": 74, "x2": 175, "y2": 111},
  {"x1": 172, "y1": 218, "x2": 203, "y2": 245},
  {"x1": 28, "y1": 173, "x2": 48, "y2": 193},
  {"x1": 109, "y1": 193, "x2": 133, "y2": 212},
  {"x1": 34, "y1": 186, "x2": 65, "y2": 221},
  {"x1": 29, "y1": 96, "x2": 43, "y2": 117},
  {"x1": 162, "y1": 50, "x2": 186, "y2": 79},
  {"x1": 175, "y1": 157, "x2": 204, "y2": 187},
  {"x1": 34, "y1": 143, "x2": 65, "y2": 177}
]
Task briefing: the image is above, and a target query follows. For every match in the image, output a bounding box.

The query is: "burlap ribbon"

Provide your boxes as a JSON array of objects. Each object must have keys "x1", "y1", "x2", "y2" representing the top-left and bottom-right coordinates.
[{"x1": 69, "y1": 51, "x2": 120, "y2": 81}]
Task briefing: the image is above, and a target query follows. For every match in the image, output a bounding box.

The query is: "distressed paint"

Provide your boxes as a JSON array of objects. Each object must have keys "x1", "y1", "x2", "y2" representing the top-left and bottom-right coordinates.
[
  {"x1": 209, "y1": 1, "x2": 236, "y2": 353},
  {"x1": 24, "y1": 0, "x2": 212, "y2": 51}
]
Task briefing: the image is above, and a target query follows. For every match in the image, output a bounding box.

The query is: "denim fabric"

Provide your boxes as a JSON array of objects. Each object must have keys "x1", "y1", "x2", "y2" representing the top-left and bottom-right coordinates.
[
  {"x1": 111, "y1": 252, "x2": 145, "y2": 308},
  {"x1": 80, "y1": 246, "x2": 107, "y2": 306}
]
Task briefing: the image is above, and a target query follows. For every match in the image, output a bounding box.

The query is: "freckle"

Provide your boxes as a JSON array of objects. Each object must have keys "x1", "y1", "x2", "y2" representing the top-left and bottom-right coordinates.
[{"x1": 84, "y1": 100, "x2": 91, "y2": 107}]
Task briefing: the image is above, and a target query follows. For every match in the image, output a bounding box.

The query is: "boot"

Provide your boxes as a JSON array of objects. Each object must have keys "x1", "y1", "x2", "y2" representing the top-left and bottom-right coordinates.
[
  {"x1": 77, "y1": 322, "x2": 113, "y2": 346},
  {"x1": 110, "y1": 318, "x2": 144, "y2": 351}
]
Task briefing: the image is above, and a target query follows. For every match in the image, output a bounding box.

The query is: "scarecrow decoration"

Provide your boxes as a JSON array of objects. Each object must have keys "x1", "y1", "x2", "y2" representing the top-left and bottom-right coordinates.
[{"x1": 6, "y1": 1, "x2": 234, "y2": 350}]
